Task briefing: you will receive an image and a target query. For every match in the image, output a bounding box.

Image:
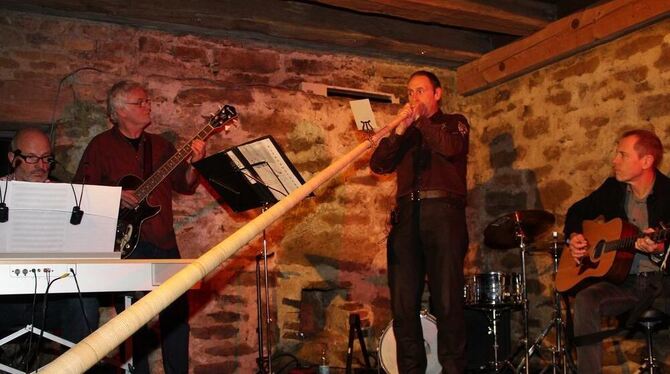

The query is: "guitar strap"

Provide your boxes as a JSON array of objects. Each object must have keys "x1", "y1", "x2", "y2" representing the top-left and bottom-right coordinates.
[{"x1": 143, "y1": 135, "x2": 153, "y2": 179}]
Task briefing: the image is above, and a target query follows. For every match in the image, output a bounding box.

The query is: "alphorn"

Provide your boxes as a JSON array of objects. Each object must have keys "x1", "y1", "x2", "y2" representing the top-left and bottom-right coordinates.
[{"x1": 42, "y1": 113, "x2": 409, "y2": 373}]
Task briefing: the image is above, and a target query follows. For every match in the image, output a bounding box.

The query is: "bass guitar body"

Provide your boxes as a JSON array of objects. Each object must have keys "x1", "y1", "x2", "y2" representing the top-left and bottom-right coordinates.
[{"x1": 115, "y1": 174, "x2": 161, "y2": 258}]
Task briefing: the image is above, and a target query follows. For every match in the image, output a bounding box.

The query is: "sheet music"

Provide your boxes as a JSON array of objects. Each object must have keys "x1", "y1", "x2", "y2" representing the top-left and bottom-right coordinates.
[
  {"x1": 349, "y1": 99, "x2": 378, "y2": 131},
  {"x1": 227, "y1": 150, "x2": 256, "y2": 185},
  {"x1": 237, "y1": 138, "x2": 303, "y2": 201},
  {"x1": 0, "y1": 181, "x2": 121, "y2": 257}
]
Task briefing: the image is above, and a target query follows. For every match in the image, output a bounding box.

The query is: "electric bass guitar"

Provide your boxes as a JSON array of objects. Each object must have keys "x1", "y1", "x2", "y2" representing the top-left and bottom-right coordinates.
[
  {"x1": 556, "y1": 217, "x2": 670, "y2": 293},
  {"x1": 115, "y1": 105, "x2": 238, "y2": 258}
]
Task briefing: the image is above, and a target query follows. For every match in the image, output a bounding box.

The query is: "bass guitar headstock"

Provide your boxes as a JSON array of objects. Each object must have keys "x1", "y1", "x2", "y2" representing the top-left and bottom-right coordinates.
[{"x1": 209, "y1": 104, "x2": 238, "y2": 132}]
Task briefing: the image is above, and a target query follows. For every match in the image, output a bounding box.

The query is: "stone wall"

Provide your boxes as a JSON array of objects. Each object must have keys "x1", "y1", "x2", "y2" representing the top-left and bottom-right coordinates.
[
  {"x1": 2, "y1": 8, "x2": 670, "y2": 373},
  {"x1": 458, "y1": 18, "x2": 670, "y2": 373},
  {"x1": 0, "y1": 9, "x2": 449, "y2": 373}
]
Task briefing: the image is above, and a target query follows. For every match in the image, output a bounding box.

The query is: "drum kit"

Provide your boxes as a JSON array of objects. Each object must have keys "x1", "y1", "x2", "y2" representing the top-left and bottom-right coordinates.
[
  {"x1": 378, "y1": 209, "x2": 572, "y2": 374},
  {"x1": 473, "y1": 209, "x2": 571, "y2": 374}
]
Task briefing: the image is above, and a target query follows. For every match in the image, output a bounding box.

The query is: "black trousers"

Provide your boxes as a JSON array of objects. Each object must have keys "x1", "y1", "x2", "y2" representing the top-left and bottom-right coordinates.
[
  {"x1": 116, "y1": 242, "x2": 190, "y2": 374},
  {"x1": 388, "y1": 197, "x2": 468, "y2": 374},
  {"x1": 573, "y1": 272, "x2": 670, "y2": 374}
]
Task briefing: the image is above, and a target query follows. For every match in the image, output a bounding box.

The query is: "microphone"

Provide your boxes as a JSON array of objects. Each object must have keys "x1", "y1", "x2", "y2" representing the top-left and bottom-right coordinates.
[
  {"x1": 70, "y1": 206, "x2": 83, "y2": 225},
  {"x1": 0, "y1": 202, "x2": 7, "y2": 223},
  {"x1": 69, "y1": 162, "x2": 87, "y2": 225}
]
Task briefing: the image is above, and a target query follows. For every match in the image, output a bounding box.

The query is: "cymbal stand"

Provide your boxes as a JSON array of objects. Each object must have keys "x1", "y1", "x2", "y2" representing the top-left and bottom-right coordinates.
[
  {"x1": 513, "y1": 212, "x2": 531, "y2": 374},
  {"x1": 516, "y1": 234, "x2": 572, "y2": 374},
  {"x1": 545, "y1": 233, "x2": 567, "y2": 374}
]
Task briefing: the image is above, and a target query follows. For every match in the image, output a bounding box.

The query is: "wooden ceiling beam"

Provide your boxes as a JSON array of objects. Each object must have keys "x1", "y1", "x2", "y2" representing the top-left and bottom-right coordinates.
[
  {"x1": 0, "y1": 0, "x2": 506, "y2": 66},
  {"x1": 305, "y1": 0, "x2": 556, "y2": 36},
  {"x1": 456, "y1": 0, "x2": 670, "y2": 95}
]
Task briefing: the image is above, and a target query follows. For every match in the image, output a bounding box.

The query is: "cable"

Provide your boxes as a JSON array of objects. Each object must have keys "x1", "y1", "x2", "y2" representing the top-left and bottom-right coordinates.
[
  {"x1": 48, "y1": 67, "x2": 104, "y2": 148},
  {"x1": 0, "y1": 175, "x2": 8, "y2": 222},
  {"x1": 21, "y1": 269, "x2": 39, "y2": 372},
  {"x1": 69, "y1": 182, "x2": 85, "y2": 225},
  {"x1": 70, "y1": 267, "x2": 93, "y2": 334},
  {"x1": 31, "y1": 271, "x2": 69, "y2": 373}
]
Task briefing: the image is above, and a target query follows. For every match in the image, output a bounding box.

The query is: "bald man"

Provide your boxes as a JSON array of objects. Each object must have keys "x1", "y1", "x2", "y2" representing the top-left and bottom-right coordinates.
[
  {"x1": 4, "y1": 127, "x2": 53, "y2": 182},
  {"x1": 1, "y1": 128, "x2": 99, "y2": 360}
]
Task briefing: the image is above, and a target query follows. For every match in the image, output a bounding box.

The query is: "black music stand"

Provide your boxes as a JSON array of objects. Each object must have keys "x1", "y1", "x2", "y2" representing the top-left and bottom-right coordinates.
[
  {"x1": 194, "y1": 135, "x2": 307, "y2": 374},
  {"x1": 194, "y1": 135, "x2": 308, "y2": 212}
]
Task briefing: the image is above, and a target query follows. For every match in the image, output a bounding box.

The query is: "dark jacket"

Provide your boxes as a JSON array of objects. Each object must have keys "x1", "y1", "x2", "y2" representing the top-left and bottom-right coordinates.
[{"x1": 564, "y1": 170, "x2": 670, "y2": 238}]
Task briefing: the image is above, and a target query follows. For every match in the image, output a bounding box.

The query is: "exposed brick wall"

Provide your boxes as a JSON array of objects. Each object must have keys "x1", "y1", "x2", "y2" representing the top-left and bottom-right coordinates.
[
  {"x1": 0, "y1": 9, "x2": 449, "y2": 373},
  {"x1": 2, "y1": 8, "x2": 670, "y2": 373},
  {"x1": 458, "y1": 19, "x2": 670, "y2": 373}
]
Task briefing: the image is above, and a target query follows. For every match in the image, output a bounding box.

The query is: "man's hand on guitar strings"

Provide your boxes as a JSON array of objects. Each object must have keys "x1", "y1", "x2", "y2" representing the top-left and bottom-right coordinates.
[
  {"x1": 568, "y1": 233, "x2": 588, "y2": 264},
  {"x1": 121, "y1": 190, "x2": 140, "y2": 209},
  {"x1": 635, "y1": 228, "x2": 664, "y2": 254}
]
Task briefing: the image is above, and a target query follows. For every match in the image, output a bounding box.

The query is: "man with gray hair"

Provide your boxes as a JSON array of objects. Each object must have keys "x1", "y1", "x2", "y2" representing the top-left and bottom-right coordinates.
[{"x1": 75, "y1": 80, "x2": 205, "y2": 374}]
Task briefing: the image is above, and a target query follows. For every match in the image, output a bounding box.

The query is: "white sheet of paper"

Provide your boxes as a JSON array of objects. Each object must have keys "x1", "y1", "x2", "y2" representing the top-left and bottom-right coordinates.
[
  {"x1": 349, "y1": 99, "x2": 378, "y2": 131},
  {"x1": 0, "y1": 181, "x2": 121, "y2": 257},
  {"x1": 237, "y1": 138, "x2": 303, "y2": 201}
]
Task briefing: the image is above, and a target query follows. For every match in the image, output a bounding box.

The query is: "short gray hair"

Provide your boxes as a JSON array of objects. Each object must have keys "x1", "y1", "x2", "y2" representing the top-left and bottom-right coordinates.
[{"x1": 107, "y1": 80, "x2": 145, "y2": 125}]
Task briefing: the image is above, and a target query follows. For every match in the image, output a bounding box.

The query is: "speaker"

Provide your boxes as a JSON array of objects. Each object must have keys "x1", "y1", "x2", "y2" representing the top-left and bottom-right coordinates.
[{"x1": 465, "y1": 308, "x2": 511, "y2": 371}]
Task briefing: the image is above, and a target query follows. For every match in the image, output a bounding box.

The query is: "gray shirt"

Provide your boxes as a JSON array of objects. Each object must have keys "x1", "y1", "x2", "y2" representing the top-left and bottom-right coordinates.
[{"x1": 625, "y1": 185, "x2": 658, "y2": 273}]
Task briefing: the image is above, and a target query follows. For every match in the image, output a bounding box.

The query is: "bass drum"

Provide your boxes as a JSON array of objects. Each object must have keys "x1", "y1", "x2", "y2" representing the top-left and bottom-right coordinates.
[{"x1": 378, "y1": 312, "x2": 441, "y2": 374}]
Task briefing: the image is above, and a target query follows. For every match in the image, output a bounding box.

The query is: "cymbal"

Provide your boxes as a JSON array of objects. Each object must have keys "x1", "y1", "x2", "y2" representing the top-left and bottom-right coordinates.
[{"x1": 484, "y1": 210, "x2": 555, "y2": 249}]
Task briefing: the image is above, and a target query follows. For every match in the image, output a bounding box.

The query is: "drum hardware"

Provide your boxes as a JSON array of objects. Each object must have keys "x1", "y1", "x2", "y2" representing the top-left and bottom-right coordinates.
[
  {"x1": 464, "y1": 272, "x2": 521, "y2": 372},
  {"x1": 378, "y1": 311, "x2": 441, "y2": 374},
  {"x1": 484, "y1": 210, "x2": 556, "y2": 374},
  {"x1": 515, "y1": 232, "x2": 574, "y2": 374},
  {"x1": 345, "y1": 313, "x2": 373, "y2": 373}
]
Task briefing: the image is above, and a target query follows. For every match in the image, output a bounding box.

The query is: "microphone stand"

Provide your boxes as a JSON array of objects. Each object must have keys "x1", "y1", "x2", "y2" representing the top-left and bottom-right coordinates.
[{"x1": 255, "y1": 203, "x2": 275, "y2": 374}]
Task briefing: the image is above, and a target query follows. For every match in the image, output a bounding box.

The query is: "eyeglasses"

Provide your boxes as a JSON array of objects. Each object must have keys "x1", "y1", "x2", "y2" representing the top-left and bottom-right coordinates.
[
  {"x1": 13, "y1": 151, "x2": 56, "y2": 165},
  {"x1": 124, "y1": 98, "x2": 151, "y2": 107}
]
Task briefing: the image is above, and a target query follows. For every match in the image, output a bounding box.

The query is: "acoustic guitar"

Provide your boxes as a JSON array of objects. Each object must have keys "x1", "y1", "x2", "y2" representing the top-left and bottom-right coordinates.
[
  {"x1": 556, "y1": 217, "x2": 669, "y2": 293},
  {"x1": 115, "y1": 105, "x2": 238, "y2": 258}
]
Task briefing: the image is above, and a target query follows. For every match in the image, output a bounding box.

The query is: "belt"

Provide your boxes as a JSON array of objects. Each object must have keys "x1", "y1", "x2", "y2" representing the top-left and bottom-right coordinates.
[{"x1": 397, "y1": 190, "x2": 465, "y2": 204}]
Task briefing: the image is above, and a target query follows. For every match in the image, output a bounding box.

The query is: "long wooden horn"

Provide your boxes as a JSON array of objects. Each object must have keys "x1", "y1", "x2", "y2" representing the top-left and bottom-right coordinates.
[{"x1": 42, "y1": 116, "x2": 404, "y2": 373}]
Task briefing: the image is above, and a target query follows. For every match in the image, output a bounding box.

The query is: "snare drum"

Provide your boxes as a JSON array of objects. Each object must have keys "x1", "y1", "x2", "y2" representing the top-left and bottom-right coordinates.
[
  {"x1": 463, "y1": 272, "x2": 522, "y2": 307},
  {"x1": 378, "y1": 312, "x2": 441, "y2": 374}
]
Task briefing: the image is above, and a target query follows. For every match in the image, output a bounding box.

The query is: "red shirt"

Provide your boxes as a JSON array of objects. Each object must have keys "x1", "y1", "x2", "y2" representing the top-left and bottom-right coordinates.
[
  {"x1": 74, "y1": 127, "x2": 196, "y2": 250},
  {"x1": 370, "y1": 110, "x2": 469, "y2": 198}
]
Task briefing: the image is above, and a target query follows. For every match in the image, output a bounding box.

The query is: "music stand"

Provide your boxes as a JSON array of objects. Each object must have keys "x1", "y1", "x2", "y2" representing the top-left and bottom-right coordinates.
[{"x1": 194, "y1": 135, "x2": 307, "y2": 374}]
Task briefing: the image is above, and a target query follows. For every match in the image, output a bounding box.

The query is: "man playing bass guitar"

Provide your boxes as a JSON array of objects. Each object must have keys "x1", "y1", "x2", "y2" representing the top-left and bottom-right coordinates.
[
  {"x1": 562, "y1": 129, "x2": 670, "y2": 374},
  {"x1": 74, "y1": 81, "x2": 205, "y2": 374}
]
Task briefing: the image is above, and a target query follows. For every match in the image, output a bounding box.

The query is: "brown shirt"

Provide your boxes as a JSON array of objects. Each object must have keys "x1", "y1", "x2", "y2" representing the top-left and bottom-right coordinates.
[
  {"x1": 74, "y1": 127, "x2": 196, "y2": 250},
  {"x1": 370, "y1": 110, "x2": 469, "y2": 199}
]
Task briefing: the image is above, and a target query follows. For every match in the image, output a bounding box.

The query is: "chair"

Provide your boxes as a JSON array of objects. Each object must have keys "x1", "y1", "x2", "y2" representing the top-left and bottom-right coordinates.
[{"x1": 635, "y1": 308, "x2": 669, "y2": 374}]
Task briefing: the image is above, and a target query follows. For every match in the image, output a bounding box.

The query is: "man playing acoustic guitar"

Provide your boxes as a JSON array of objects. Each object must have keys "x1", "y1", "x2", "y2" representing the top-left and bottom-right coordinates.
[
  {"x1": 74, "y1": 81, "x2": 206, "y2": 374},
  {"x1": 563, "y1": 129, "x2": 670, "y2": 373}
]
